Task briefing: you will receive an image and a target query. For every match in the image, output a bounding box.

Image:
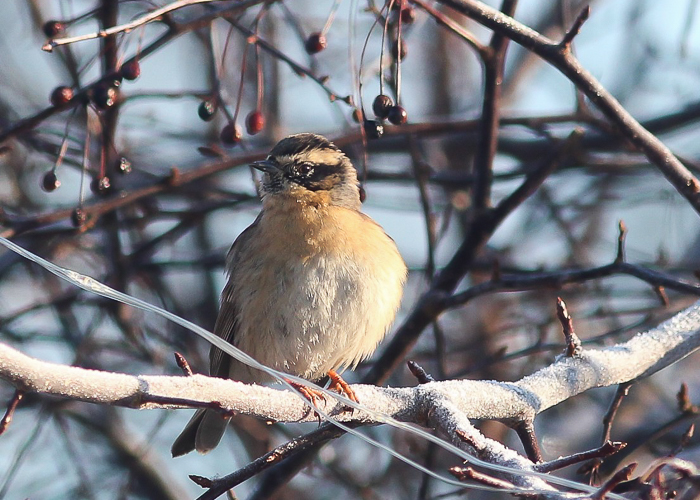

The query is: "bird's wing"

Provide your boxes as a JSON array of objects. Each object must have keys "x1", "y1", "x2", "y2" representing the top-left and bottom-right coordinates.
[{"x1": 208, "y1": 213, "x2": 263, "y2": 378}]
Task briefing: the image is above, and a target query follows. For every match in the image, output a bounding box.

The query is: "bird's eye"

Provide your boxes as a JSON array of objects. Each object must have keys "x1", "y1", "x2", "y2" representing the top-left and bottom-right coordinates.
[{"x1": 297, "y1": 163, "x2": 314, "y2": 176}]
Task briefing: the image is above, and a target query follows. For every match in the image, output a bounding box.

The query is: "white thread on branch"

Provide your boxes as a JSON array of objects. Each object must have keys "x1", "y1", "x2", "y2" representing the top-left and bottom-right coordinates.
[{"x1": 2, "y1": 301, "x2": 699, "y2": 422}]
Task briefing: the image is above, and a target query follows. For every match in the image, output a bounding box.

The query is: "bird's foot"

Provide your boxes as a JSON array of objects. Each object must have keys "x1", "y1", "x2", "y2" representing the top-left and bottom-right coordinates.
[
  {"x1": 327, "y1": 370, "x2": 359, "y2": 404},
  {"x1": 285, "y1": 378, "x2": 326, "y2": 422}
]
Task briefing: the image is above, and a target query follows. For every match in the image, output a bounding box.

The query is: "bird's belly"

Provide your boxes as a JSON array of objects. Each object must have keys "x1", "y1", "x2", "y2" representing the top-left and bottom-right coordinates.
[{"x1": 233, "y1": 252, "x2": 395, "y2": 382}]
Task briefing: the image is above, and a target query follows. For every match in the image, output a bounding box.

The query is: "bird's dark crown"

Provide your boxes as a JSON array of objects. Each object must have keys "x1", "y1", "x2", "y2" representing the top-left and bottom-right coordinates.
[
  {"x1": 269, "y1": 133, "x2": 340, "y2": 158},
  {"x1": 259, "y1": 133, "x2": 361, "y2": 209}
]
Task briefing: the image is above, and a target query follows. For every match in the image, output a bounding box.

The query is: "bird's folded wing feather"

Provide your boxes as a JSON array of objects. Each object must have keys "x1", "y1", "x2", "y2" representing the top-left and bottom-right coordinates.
[{"x1": 208, "y1": 213, "x2": 263, "y2": 378}]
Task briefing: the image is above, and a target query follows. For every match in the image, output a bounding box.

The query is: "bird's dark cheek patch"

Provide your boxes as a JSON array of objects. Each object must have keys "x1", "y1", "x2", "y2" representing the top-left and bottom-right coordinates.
[{"x1": 300, "y1": 173, "x2": 341, "y2": 192}]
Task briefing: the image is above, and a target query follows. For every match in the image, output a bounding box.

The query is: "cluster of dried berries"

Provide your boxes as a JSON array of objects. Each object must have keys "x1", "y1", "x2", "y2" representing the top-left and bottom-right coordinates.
[
  {"x1": 360, "y1": 1, "x2": 416, "y2": 140},
  {"x1": 49, "y1": 59, "x2": 141, "y2": 112}
]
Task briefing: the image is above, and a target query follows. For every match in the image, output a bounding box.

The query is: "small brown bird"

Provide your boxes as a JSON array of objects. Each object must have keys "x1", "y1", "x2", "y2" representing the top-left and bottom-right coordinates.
[{"x1": 172, "y1": 133, "x2": 406, "y2": 456}]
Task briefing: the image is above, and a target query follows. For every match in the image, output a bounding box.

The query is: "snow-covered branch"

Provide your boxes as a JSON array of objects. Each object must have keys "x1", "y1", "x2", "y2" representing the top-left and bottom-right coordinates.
[{"x1": 1, "y1": 301, "x2": 699, "y2": 427}]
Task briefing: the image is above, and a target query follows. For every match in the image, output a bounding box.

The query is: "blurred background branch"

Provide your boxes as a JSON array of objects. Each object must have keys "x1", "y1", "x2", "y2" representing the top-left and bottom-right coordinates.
[{"x1": 1, "y1": 0, "x2": 700, "y2": 499}]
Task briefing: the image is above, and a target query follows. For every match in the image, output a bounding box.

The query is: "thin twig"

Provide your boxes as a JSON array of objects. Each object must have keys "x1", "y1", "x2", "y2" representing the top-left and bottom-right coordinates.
[
  {"x1": 449, "y1": 466, "x2": 519, "y2": 491},
  {"x1": 615, "y1": 220, "x2": 627, "y2": 264},
  {"x1": 591, "y1": 463, "x2": 637, "y2": 500},
  {"x1": 556, "y1": 297, "x2": 582, "y2": 357},
  {"x1": 559, "y1": 5, "x2": 590, "y2": 49},
  {"x1": 411, "y1": 0, "x2": 487, "y2": 57},
  {"x1": 603, "y1": 384, "x2": 632, "y2": 443},
  {"x1": 536, "y1": 441, "x2": 626, "y2": 473},
  {"x1": 0, "y1": 390, "x2": 24, "y2": 435},
  {"x1": 43, "y1": 0, "x2": 223, "y2": 51},
  {"x1": 407, "y1": 360, "x2": 435, "y2": 384},
  {"x1": 174, "y1": 352, "x2": 194, "y2": 376}
]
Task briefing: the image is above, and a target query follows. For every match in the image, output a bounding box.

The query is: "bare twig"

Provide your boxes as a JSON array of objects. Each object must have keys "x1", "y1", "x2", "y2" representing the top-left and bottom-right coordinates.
[
  {"x1": 677, "y1": 383, "x2": 698, "y2": 413},
  {"x1": 449, "y1": 466, "x2": 519, "y2": 491},
  {"x1": 591, "y1": 463, "x2": 637, "y2": 500},
  {"x1": 603, "y1": 383, "x2": 632, "y2": 443},
  {"x1": 559, "y1": 5, "x2": 590, "y2": 49},
  {"x1": 0, "y1": 390, "x2": 24, "y2": 436},
  {"x1": 556, "y1": 297, "x2": 582, "y2": 357},
  {"x1": 407, "y1": 360, "x2": 436, "y2": 384},
  {"x1": 670, "y1": 423, "x2": 695, "y2": 457},
  {"x1": 174, "y1": 352, "x2": 194, "y2": 376},
  {"x1": 43, "y1": 0, "x2": 224, "y2": 51},
  {"x1": 411, "y1": 0, "x2": 487, "y2": 56},
  {"x1": 536, "y1": 441, "x2": 626, "y2": 473},
  {"x1": 444, "y1": 261, "x2": 700, "y2": 310},
  {"x1": 615, "y1": 220, "x2": 626, "y2": 264}
]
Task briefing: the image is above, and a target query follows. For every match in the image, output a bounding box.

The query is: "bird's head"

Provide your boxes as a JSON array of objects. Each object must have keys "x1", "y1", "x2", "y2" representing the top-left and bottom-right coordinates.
[{"x1": 252, "y1": 133, "x2": 361, "y2": 210}]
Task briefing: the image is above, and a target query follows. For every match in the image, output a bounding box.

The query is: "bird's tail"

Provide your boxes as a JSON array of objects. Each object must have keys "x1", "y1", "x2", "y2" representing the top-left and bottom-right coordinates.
[{"x1": 171, "y1": 409, "x2": 229, "y2": 457}]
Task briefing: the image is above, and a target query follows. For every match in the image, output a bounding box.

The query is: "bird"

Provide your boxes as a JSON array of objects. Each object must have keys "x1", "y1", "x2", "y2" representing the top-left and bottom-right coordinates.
[{"x1": 171, "y1": 133, "x2": 407, "y2": 456}]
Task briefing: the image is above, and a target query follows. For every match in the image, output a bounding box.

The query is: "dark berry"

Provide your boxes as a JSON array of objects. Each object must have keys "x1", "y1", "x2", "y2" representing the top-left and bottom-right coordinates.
[
  {"x1": 392, "y1": 40, "x2": 407, "y2": 60},
  {"x1": 92, "y1": 85, "x2": 118, "y2": 110},
  {"x1": 71, "y1": 208, "x2": 87, "y2": 227},
  {"x1": 352, "y1": 108, "x2": 363, "y2": 123},
  {"x1": 245, "y1": 110, "x2": 265, "y2": 135},
  {"x1": 400, "y1": 7, "x2": 416, "y2": 24},
  {"x1": 359, "y1": 185, "x2": 366, "y2": 203},
  {"x1": 43, "y1": 20, "x2": 65, "y2": 38},
  {"x1": 363, "y1": 120, "x2": 384, "y2": 139},
  {"x1": 372, "y1": 94, "x2": 393, "y2": 120},
  {"x1": 121, "y1": 60, "x2": 140, "y2": 81},
  {"x1": 198, "y1": 100, "x2": 216, "y2": 122},
  {"x1": 220, "y1": 123, "x2": 242, "y2": 145},
  {"x1": 305, "y1": 33, "x2": 327, "y2": 54},
  {"x1": 116, "y1": 157, "x2": 132, "y2": 175},
  {"x1": 50, "y1": 86, "x2": 74, "y2": 107},
  {"x1": 387, "y1": 105, "x2": 408, "y2": 125},
  {"x1": 90, "y1": 175, "x2": 111, "y2": 195},
  {"x1": 41, "y1": 171, "x2": 61, "y2": 192}
]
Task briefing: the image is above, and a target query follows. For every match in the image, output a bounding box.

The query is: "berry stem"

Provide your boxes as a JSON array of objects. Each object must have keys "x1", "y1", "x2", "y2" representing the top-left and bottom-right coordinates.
[
  {"x1": 232, "y1": 36, "x2": 251, "y2": 125},
  {"x1": 252, "y1": 5, "x2": 269, "y2": 111},
  {"x1": 255, "y1": 42, "x2": 263, "y2": 111},
  {"x1": 217, "y1": 24, "x2": 237, "y2": 123},
  {"x1": 358, "y1": 3, "x2": 389, "y2": 117},
  {"x1": 379, "y1": 0, "x2": 395, "y2": 97},
  {"x1": 79, "y1": 111, "x2": 91, "y2": 208},
  {"x1": 321, "y1": 0, "x2": 343, "y2": 36},
  {"x1": 52, "y1": 106, "x2": 79, "y2": 174},
  {"x1": 100, "y1": 128, "x2": 107, "y2": 180},
  {"x1": 396, "y1": 1, "x2": 403, "y2": 104}
]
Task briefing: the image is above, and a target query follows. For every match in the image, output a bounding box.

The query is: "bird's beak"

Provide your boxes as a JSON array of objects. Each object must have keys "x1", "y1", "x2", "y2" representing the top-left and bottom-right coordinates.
[{"x1": 251, "y1": 159, "x2": 279, "y2": 174}]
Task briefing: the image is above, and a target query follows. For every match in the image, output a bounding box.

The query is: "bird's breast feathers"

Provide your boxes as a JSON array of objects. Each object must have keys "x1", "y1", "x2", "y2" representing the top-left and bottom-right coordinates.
[{"x1": 227, "y1": 200, "x2": 406, "y2": 381}]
